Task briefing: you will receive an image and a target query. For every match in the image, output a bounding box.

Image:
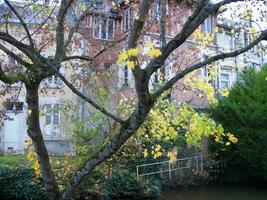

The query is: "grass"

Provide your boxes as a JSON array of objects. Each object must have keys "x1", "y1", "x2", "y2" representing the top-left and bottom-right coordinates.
[{"x1": 0, "y1": 154, "x2": 28, "y2": 167}]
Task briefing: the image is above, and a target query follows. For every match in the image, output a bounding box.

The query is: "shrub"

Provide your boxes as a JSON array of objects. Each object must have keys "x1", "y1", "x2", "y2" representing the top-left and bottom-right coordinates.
[
  {"x1": 0, "y1": 166, "x2": 46, "y2": 200},
  {"x1": 211, "y1": 65, "x2": 267, "y2": 181}
]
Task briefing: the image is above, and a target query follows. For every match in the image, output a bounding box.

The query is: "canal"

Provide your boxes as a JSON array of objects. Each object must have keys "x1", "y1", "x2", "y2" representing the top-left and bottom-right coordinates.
[{"x1": 159, "y1": 184, "x2": 267, "y2": 200}]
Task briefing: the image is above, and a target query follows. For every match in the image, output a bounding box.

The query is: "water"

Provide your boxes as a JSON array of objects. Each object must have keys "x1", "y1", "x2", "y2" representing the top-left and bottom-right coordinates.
[{"x1": 159, "y1": 184, "x2": 267, "y2": 200}]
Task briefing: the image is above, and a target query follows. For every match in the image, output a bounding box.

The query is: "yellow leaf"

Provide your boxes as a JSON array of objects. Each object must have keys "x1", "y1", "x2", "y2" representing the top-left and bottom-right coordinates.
[
  {"x1": 27, "y1": 109, "x2": 32, "y2": 116},
  {"x1": 127, "y1": 61, "x2": 135, "y2": 69},
  {"x1": 127, "y1": 48, "x2": 139, "y2": 57},
  {"x1": 145, "y1": 40, "x2": 154, "y2": 49},
  {"x1": 148, "y1": 49, "x2": 161, "y2": 58},
  {"x1": 220, "y1": 88, "x2": 229, "y2": 97},
  {"x1": 134, "y1": 14, "x2": 140, "y2": 20},
  {"x1": 118, "y1": 51, "x2": 128, "y2": 61},
  {"x1": 143, "y1": 149, "x2": 148, "y2": 158}
]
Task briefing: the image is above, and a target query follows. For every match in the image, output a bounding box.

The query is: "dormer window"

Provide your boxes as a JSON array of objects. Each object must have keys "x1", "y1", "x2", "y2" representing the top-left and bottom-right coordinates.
[
  {"x1": 151, "y1": 1, "x2": 161, "y2": 21},
  {"x1": 93, "y1": 17, "x2": 114, "y2": 40},
  {"x1": 47, "y1": 75, "x2": 61, "y2": 88}
]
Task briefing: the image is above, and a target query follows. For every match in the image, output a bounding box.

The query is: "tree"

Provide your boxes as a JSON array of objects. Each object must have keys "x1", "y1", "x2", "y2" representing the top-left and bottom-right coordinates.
[
  {"x1": 211, "y1": 65, "x2": 267, "y2": 181},
  {"x1": 0, "y1": 0, "x2": 267, "y2": 199}
]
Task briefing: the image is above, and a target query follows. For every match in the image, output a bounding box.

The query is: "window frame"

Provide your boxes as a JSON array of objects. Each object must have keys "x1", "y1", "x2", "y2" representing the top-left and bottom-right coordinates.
[
  {"x1": 43, "y1": 103, "x2": 60, "y2": 137},
  {"x1": 202, "y1": 15, "x2": 213, "y2": 33},
  {"x1": 123, "y1": 8, "x2": 133, "y2": 32},
  {"x1": 46, "y1": 75, "x2": 61, "y2": 88},
  {"x1": 219, "y1": 72, "x2": 230, "y2": 88},
  {"x1": 93, "y1": 17, "x2": 114, "y2": 40}
]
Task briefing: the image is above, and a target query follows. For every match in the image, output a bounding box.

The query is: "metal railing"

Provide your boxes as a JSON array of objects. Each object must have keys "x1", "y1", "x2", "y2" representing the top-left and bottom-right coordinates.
[{"x1": 136, "y1": 154, "x2": 225, "y2": 179}]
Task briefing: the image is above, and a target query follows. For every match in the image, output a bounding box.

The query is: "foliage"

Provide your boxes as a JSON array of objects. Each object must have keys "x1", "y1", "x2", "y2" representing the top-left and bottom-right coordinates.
[
  {"x1": 136, "y1": 98, "x2": 237, "y2": 161},
  {"x1": 104, "y1": 169, "x2": 161, "y2": 199},
  {"x1": 25, "y1": 140, "x2": 41, "y2": 177},
  {"x1": 211, "y1": 65, "x2": 267, "y2": 181},
  {"x1": 51, "y1": 154, "x2": 83, "y2": 191},
  {"x1": 0, "y1": 166, "x2": 46, "y2": 200}
]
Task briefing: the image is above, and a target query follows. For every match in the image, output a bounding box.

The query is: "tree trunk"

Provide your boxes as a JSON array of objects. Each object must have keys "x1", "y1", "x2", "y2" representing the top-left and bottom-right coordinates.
[
  {"x1": 26, "y1": 83, "x2": 60, "y2": 200},
  {"x1": 62, "y1": 102, "x2": 153, "y2": 200}
]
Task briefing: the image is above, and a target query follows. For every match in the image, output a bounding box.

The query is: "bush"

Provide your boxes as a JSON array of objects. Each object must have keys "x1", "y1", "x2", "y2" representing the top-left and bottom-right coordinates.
[
  {"x1": 105, "y1": 169, "x2": 161, "y2": 199},
  {"x1": 0, "y1": 166, "x2": 46, "y2": 200},
  {"x1": 211, "y1": 65, "x2": 267, "y2": 181}
]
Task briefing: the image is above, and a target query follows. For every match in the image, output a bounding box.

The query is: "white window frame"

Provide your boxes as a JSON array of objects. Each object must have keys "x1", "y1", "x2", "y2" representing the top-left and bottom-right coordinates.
[
  {"x1": 217, "y1": 31, "x2": 233, "y2": 51},
  {"x1": 93, "y1": 17, "x2": 114, "y2": 40},
  {"x1": 46, "y1": 75, "x2": 61, "y2": 88},
  {"x1": 123, "y1": 8, "x2": 133, "y2": 32},
  {"x1": 43, "y1": 103, "x2": 60, "y2": 137},
  {"x1": 219, "y1": 72, "x2": 230, "y2": 88}
]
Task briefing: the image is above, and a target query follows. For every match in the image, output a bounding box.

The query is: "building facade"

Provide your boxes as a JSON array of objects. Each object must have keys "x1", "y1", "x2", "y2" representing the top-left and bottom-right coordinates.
[{"x1": 0, "y1": 0, "x2": 265, "y2": 154}]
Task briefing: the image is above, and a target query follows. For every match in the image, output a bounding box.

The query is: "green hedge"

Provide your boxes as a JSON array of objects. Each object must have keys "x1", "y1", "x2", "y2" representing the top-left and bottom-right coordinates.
[
  {"x1": 0, "y1": 166, "x2": 46, "y2": 200},
  {"x1": 211, "y1": 65, "x2": 267, "y2": 181}
]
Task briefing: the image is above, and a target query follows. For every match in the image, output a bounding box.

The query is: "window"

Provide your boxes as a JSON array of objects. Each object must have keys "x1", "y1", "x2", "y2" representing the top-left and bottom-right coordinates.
[
  {"x1": 151, "y1": 1, "x2": 161, "y2": 20},
  {"x1": 104, "y1": 63, "x2": 112, "y2": 70},
  {"x1": 123, "y1": 8, "x2": 133, "y2": 32},
  {"x1": 94, "y1": 17, "x2": 114, "y2": 40},
  {"x1": 47, "y1": 75, "x2": 60, "y2": 88},
  {"x1": 217, "y1": 32, "x2": 233, "y2": 50},
  {"x1": 202, "y1": 16, "x2": 212, "y2": 33},
  {"x1": 44, "y1": 104, "x2": 59, "y2": 126},
  {"x1": 244, "y1": 31, "x2": 249, "y2": 46},
  {"x1": 43, "y1": 103, "x2": 60, "y2": 137},
  {"x1": 220, "y1": 73, "x2": 230, "y2": 88},
  {"x1": 5, "y1": 102, "x2": 23, "y2": 112}
]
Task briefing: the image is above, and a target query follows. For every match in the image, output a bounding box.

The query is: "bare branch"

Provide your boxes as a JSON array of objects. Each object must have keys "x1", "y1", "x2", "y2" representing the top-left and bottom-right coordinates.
[
  {"x1": 127, "y1": 0, "x2": 152, "y2": 49},
  {"x1": 55, "y1": 0, "x2": 74, "y2": 61},
  {"x1": 153, "y1": 30, "x2": 267, "y2": 97},
  {"x1": 56, "y1": 70, "x2": 124, "y2": 124},
  {"x1": 64, "y1": 7, "x2": 91, "y2": 49},
  {"x1": 0, "y1": 43, "x2": 33, "y2": 68}
]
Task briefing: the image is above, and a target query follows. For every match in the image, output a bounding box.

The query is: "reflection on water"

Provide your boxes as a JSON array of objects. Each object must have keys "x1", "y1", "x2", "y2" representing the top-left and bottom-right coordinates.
[{"x1": 159, "y1": 184, "x2": 267, "y2": 200}]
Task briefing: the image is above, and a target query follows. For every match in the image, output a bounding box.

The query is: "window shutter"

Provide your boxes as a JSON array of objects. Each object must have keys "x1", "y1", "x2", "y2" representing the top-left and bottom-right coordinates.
[{"x1": 118, "y1": 67, "x2": 124, "y2": 88}]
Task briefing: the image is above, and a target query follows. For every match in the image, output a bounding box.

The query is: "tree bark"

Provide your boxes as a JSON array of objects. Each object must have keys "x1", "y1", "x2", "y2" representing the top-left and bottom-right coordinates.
[{"x1": 26, "y1": 83, "x2": 60, "y2": 200}]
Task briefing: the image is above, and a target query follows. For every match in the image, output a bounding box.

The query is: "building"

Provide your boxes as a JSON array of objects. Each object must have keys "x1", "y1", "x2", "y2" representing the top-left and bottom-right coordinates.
[{"x1": 0, "y1": 0, "x2": 265, "y2": 154}]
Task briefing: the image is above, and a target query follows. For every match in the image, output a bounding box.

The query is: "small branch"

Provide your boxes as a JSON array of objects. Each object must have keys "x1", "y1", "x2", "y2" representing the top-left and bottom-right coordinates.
[
  {"x1": 63, "y1": 36, "x2": 127, "y2": 62},
  {"x1": 4, "y1": 0, "x2": 34, "y2": 47}
]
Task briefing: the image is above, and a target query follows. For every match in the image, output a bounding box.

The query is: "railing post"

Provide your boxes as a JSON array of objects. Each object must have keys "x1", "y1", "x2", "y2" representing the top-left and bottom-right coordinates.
[
  {"x1": 196, "y1": 156, "x2": 199, "y2": 172},
  {"x1": 168, "y1": 161, "x2": 172, "y2": 179},
  {"x1": 200, "y1": 154, "x2": 203, "y2": 172},
  {"x1": 136, "y1": 166, "x2": 139, "y2": 179}
]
